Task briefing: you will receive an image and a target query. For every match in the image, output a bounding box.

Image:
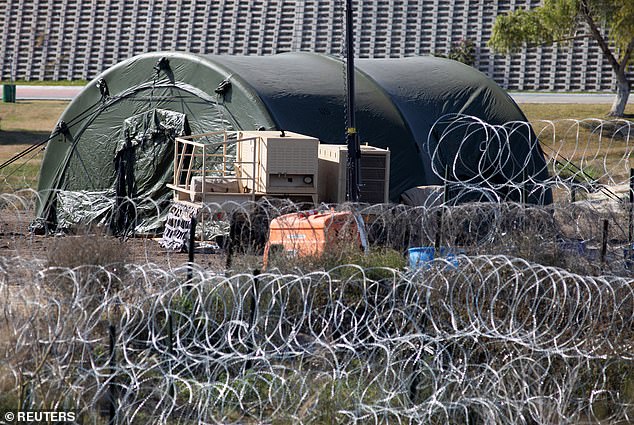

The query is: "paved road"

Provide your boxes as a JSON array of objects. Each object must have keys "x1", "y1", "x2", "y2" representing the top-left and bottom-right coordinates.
[
  {"x1": 3, "y1": 85, "x2": 633, "y2": 104},
  {"x1": 12, "y1": 85, "x2": 83, "y2": 100}
]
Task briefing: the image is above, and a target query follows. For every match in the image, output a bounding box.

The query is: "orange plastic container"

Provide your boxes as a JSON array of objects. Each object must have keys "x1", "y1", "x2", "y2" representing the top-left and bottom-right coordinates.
[{"x1": 263, "y1": 210, "x2": 361, "y2": 267}]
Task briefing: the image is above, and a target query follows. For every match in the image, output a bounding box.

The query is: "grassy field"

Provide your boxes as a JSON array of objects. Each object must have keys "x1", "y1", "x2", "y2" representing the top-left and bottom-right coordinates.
[
  {"x1": 0, "y1": 100, "x2": 67, "y2": 134},
  {"x1": 0, "y1": 101, "x2": 68, "y2": 190},
  {"x1": 0, "y1": 100, "x2": 632, "y2": 192},
  {"x1": 520, "y1": 103, "x2": 634, "y2": 121},
  {"x1": 522, "y1": 103, "x2": 634, "y2": 188}
]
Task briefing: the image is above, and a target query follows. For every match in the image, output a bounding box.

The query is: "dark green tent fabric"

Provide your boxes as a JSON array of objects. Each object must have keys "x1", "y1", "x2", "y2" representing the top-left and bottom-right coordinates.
[
  {"x1": 110, "y1": 109, "x2": 189, "y2": 234},
  {"x1": 35, "y1": 51, "x2": 550, "y2": 232}
]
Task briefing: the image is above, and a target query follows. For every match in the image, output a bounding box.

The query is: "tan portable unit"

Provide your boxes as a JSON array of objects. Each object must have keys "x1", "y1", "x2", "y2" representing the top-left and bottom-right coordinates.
[
  {"x1": 318, "y1": 144, "x2": 390, "y2": 204},
  {"x1": 237, "y1": 131, "x2": 319, "y2": 200}
]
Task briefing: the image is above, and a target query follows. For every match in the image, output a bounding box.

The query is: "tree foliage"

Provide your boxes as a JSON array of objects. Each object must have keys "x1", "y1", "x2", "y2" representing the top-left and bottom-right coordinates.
[
  {"x1": 489, "y1": 0, "x2": 634, "y2": 116},
  {"x1": 434, "y1": 38, "x2": 477, "y2": 67},
  {"x1": 489, "y1": 0, "x2": 577, "y2": 54},
  {"x1": 490, "y1": 0, "x2": 632, "y2": 58},
  {"x1": 601, "y1": 0, "x2": 634, "y2": 54}
]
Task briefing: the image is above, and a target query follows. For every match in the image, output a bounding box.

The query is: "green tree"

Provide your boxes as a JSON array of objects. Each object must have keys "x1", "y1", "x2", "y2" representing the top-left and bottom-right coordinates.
[
  {"x1": 489, "y1": 0, "x2": 634, "y2": 117},
  {"x1": 434, "y1": 38, "x2": 477, "y2": 67}
]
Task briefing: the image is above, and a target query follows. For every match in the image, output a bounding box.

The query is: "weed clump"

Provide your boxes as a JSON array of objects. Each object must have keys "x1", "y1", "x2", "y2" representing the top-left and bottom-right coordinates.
[
  {"x1": 267, "y1": 238, "x2": 405, "y2": 277},
  {"x1": 47, "y1": 233, "x2": 128, "y2": 270},
  {"x1": 46, "y1": 232, "x2": 129, "y2": 299}
]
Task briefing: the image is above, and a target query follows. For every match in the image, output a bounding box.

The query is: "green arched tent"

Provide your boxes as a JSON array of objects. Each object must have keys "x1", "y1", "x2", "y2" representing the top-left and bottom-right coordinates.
[{"x1": 34, "y1": 51, "x2": 550, "y2": 232}]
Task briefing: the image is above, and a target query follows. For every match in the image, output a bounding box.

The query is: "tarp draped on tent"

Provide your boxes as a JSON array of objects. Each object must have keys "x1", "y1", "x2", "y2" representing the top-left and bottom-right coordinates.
[
  {"x1": 110, "y1": 109, "x2": 190, "y2": 234},
  {"x1": 33, "y1": 51, "x2": 551, "y2": 233}
]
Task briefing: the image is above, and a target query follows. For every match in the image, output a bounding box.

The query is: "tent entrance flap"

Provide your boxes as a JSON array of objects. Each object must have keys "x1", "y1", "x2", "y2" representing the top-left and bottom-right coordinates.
[
  {"x1": 46, "y1": 108, "x2": 190, "y2": 234},
  {"x1": 110, "y1": 108, "x2": 190, "y2": 235}
]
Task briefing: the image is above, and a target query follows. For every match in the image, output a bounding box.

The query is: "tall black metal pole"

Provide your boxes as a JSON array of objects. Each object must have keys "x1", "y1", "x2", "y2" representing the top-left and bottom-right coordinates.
[{"x1": 345, "y1": 0, "x2": 361, "y2": 202}]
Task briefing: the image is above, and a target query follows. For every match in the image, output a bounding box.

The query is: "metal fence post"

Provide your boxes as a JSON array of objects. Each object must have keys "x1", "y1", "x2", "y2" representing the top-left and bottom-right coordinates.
[
  {"x1": 625, "y1": 168, "x2": 634, "y2": 260},
  {"x1": 601, "y1": 219, "x2": 609, "y2": 264},
  {"x1": 246, "y1": 269, "x2": 260, "y2": 370},
  {"x1": 108, "y1": 324, "x2": 117, "y2": 425},
  {"x1": 187, "y1": 215, "x2": 197, "y2": 282},
  {"x1": 167, "y1": 314, "x2": 175, "y2": 399}
]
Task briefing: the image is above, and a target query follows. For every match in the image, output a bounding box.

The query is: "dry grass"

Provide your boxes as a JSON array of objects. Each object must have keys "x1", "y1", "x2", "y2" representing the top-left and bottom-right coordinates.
[
  {"x1": 0, "y1": 160, "x2": 42, "y2": 190},
  {"x1": 0, "y1": 100, "x2": 68, "y2": 133},
  {"x1": 47, "y1": 232, "x2": 129, "y2": 270},
  {"x1": 0, "y1": 101, "x2": 68, "y2": 190},
  {"x1": 518, "y1": 103, "x2": 634, "y2": 186},
  {"x1": 519, "y1": 103, "x2": 634, "y2": 121}
]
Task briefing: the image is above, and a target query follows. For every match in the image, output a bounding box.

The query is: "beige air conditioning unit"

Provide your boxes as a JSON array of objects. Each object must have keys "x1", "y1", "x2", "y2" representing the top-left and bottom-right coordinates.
[
  {"x1": 318, "y1": 144, "x2": 390, "y2": 204},
  {"x1": 237, "y1": 131, "x2": 319, "y2": 203}
]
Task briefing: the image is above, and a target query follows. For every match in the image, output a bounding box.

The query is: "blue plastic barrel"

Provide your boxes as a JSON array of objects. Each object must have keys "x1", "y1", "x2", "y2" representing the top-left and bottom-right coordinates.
[
  {"x1": 408, "y1": 247, "x2": 435, "y2": 269},
  {"x1": 438, "y1": 247, "x2": 461, "y2": 269},
  {"x1": 408, "y1": 246, "x2": 462, "y2": 269}
]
